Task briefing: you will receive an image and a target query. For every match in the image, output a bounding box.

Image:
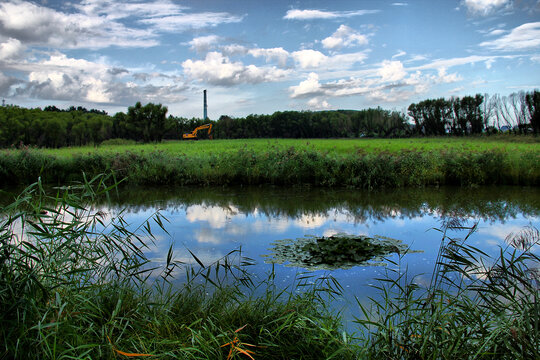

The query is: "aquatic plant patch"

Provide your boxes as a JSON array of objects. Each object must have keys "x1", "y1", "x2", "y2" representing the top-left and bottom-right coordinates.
[{"x1": 265, "y1": 234, "x2": 411, "y2": 270}]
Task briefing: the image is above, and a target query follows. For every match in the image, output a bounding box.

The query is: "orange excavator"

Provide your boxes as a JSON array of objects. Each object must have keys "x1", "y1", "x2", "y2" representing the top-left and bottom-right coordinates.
[{"x1": 183, "y1": 123, "x2": 213, "y2": 140}]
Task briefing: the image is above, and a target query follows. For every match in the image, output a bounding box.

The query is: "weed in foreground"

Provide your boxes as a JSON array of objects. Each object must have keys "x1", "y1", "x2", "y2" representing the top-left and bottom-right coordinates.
[
  {"x1": 0, "y1": 175, "x2": 354, "y2": 359},
  {"x1": 356, "y1": 219, "x2": 539, "y2": 359}
]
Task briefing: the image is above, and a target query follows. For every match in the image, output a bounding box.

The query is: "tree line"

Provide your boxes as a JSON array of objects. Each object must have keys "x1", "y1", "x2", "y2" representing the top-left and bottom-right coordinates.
[
  {"x1": 408, "y1": 91, "x2": 540, "y2": 136},
  {"x1": 0, "y1": 90, "x2": 538, "y2": 148}
]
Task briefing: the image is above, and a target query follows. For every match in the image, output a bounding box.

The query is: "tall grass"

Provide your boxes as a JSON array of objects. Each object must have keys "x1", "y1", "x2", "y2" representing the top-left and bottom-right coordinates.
[
  {"x1": 356, "y1": 219, "x2": 539, "y2": 359},
  {"x1": 1, "y1": 176, "x2": 538, "y2": 358},
  {"x1": 0, "y1": 145, "x2": 538, "y2": 188},
  {"x1": 0, "y1": 175, "x2": 353, "y2": 359}
]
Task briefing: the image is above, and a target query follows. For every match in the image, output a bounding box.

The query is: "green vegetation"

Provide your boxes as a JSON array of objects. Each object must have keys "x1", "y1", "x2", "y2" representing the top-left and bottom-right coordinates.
[
  {"x1": 1, "y1": 178, "x2": 538, "y2": 359},
  {"x1": 266, "y1": 234, "x2": 410, "y2": 270},
  {"x1": 0, "y1": 138, "x2": 538, "y2": 188},
  {"x1": 1, "y1": 90, "x2": 538, "y2": 148},
  {"x1": 0, "y1": 177, "x2": 353, "y2": 359},
  {"x1": 356, "y1": 221, "x2": 539, "y2": 359}
]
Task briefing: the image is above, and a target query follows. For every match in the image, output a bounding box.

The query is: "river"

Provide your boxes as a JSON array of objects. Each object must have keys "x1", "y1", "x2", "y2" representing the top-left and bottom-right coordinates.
[{"x1": 73, "y1": 185, "x2": 537, "y2": 328}]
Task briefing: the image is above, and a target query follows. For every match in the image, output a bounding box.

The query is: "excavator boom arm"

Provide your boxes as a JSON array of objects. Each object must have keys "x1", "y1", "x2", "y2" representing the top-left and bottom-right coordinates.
[{"x1": 183, "y1": 123, "x2": 213, "y2": 139}]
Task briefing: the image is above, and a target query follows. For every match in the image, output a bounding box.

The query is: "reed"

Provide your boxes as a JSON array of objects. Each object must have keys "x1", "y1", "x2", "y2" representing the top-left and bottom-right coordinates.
[
  {"x1": 355, "y1": 219, "x2": 539, "y2": 359},
  {"x1": 0, "y1": 175, "x2": 354, "y2": 359},
  {"x1": 1, "y1": 176, "x2": 538, "y2": 358}
]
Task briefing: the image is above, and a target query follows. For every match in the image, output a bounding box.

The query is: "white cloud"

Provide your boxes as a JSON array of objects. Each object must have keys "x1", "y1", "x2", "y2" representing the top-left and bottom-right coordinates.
[
  {"x1": 182, "y1": 52, "x2": 290, "y2": 86},
  {"x1": 378, "y1": 60, "x2": 407, "y2": 82},
  {"x1": 221, "y1": 44, "x2": 249, "y2": 56},
  {"x1": 139, "y1": 12, "x2": 243, "y2": 32},
  {"x1": 248, "y1": 47, "x2": 290, "y2": 68},
  {"x1": 292, "y1": 49, "x2": 328, "y2": 68},
  {"x1": 188, "y1": 35, "x2": 220, "y2": 53},
  {"x1": 435, "y1": 67, "x2": 462, "y2": 83},
  {"x1": 283, "y1": 9, "x2": 379, "y2": 20},
  {"x1": 392, "y1": 2, "x2": 409, "y2": 6},
  {"x1": 450, "y1": 86, "x2": 465, "y2": 93},
  {"x1": 322, "y1": 25, "x2": 368, "y2": 50},
  {"x1": 74, "y1": 0, "x2": 184, "y2": 20},
  {"x1": 77, "y1": 0, "x2": 243, "y2": 31},
  {"x1": 23, "y1": 53, "x2": 113, "y2": 103},
  {"x1": 291, "y1": 49, "x2": 368, "y2": 70},
  {"x1": 480, "y1": 22, "x2": 540, "y2": 51},
  {"x1": 487, "y1": 29, "x2": 506, "y2": 36},
  {"x1": 185, "y1": 204, "x2": 240, "y2": 229},
  {"x1": 289, "y1": 57, "x2": 465, "y2": 104},
  {"x1": 307, "y1": 97, "x2": 332, "y2": 110},
  {"x1": 290, "y1": 72, "x2": 323, "y2": 98},
  {"x1": 5, "y1": 52, "x2": 188, "y2": 104},
  {"x1": 0, "y1": 0, "x2": 243, "y2": 50},
  {"x1": 0, "y1": 38, "x2": 24, "y2": 61},
  {"x1": 392, "y1": 50, "x2": 407, "y2": 59},
  {"x1": 194, "y1": 228, "x2": 222, "y2": 244},
  {"x1": 407, "y1": 54, "x2": 429, "y2": 62},
  {"x1": 462, "y1": 0, "x2": 510, "y2": 16},
  {"x1": 295, "y1": 214, "x2": 328, "y2": 228},
  {"x1": 413, "y1": 55, "x2": 508, "y2": 70},
  {"x1": 0, "y1": 0, "x2": 158, "y2": 49}
]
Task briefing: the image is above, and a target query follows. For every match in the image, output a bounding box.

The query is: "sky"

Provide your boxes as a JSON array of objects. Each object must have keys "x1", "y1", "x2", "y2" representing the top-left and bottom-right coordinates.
[{"x1": 0, "y1": 0, "x2": 539, "y2": 118}]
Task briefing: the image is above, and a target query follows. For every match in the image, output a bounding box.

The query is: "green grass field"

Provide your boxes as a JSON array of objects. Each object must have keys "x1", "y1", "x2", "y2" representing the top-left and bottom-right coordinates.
[
  {"x1": 1, "y1": 136, "x2": 539, "y2": 188},
  {"x1": 41, "y1": 136, "x2": 540, "y2": 158}
]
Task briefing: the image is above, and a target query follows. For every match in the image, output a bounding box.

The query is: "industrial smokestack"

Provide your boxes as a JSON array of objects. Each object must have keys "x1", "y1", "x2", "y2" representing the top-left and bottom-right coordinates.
[{"x1": 203, "y1": 89, "x2": 208, "y2": 120}]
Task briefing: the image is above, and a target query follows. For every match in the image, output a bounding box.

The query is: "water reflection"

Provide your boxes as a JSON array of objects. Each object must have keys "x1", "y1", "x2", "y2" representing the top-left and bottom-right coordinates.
[
  {"x1": 84, "y1": 185, "x2": 539, "y2": 224},
  {"x1": 72, "y1": 185, "x2": 540, "y2": 280},
  {"x1": 1, "y1": 185, "x2": 538, "y2": 327}
]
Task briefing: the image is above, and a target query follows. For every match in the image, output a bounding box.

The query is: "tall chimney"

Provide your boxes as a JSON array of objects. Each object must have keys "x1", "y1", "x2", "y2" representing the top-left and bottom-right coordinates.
[{"x1": 203, "y1": 89, "x2": 208, "y2": 120}]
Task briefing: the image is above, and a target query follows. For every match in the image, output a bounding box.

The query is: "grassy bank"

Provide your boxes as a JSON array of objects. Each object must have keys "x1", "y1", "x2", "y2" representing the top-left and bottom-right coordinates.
[
  {"x1": 1, "y1": 177, "x2": 538, "y2": 359},
  {"x1": 0, "y1": 138, "x2": 539, "y2": 188},
  {"x1": 0, "y1": 178, "x2": 354, "y2": 359}
]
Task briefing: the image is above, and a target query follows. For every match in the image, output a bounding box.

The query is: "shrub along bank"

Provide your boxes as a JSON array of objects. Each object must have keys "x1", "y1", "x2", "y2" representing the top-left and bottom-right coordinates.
[{"x1": 0, "y1": 146, "x2": 538, "y2": 188}]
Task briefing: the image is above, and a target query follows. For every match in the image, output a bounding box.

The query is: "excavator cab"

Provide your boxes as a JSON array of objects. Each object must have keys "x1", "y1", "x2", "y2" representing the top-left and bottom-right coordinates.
[{"x1": 183, "y1": 123, "x2": 213, "y2": 140}]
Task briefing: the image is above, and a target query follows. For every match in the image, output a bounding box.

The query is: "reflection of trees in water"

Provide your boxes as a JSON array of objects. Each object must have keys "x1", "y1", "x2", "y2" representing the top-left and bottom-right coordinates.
[{"x1": 73, "y1": 185, "x2": 540, "y2": 223}]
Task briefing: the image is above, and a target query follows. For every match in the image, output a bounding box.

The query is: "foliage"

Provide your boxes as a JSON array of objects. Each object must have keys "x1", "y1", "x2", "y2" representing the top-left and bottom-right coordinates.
[
  {"x1": 266, "y1": 234, "x2": 410, "y2": 270},
  {"x1": 0, "y1": 105, "x2": 113, "y2": 147},
  {"x1": 525, "y1": 90, "x2": 540, "y2": 134},
  {"x1": 1, "y1": 89, "x2": 539, "y2": 149},
  {"x1": 0, "y1": 176, "x2": 354, "y2": 359},
  {"x1": 213, "y1": 108, "x2": 409, "y2": 139},
  {"x1": 125, "y1": 102, "x2": 171, "y2": 142},
  {"x1": 1, "y1": 177, "x2": 538, "y2": 358},
  {"x1": 0, "y1": 139, "x2": 538, "y2": 188},
  {"x1": 409, "y1": 95, "x2": 484, "y2": 135},
  {"x1": 356, "y1": 220, "x2": 540, "y2": 359}
]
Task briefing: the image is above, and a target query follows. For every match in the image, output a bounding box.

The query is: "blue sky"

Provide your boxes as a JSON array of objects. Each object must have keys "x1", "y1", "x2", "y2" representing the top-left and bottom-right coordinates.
[{"x1": 0, "y1": 0, "x2": 539, "y2": 118}]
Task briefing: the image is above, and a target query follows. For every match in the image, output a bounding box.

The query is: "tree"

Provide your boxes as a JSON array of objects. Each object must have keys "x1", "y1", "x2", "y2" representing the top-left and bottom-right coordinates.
[
  {"x1": 525, "y1": 90, "x2": 540, "y2": 134},
  {"x1": 126, "y1": 102, "x2": 169, "y2": 142}
]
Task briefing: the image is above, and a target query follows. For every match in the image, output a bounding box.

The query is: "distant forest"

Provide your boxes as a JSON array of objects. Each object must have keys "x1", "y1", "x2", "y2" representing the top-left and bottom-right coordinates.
[{"x1": 0, "y1": 90, "x2": 538, "y2": 148}]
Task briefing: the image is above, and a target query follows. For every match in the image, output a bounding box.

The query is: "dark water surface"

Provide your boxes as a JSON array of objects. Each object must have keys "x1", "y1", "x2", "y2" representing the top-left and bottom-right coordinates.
[
  {"x1": 88, "y1": 185, "x2": 540, "y2": 327},
  {"x1": 4, "y1": 185, "x2": 537, "y2": 328}
]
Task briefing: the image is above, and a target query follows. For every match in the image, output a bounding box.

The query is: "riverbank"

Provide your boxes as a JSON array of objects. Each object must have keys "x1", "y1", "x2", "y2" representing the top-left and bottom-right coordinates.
[
  {"x1": 1, "y1": 179, "x2": 538, "y2": 359},
  {"x1": 0, "y1": 139, "x2": 540, "y2": 189},
  {"x1": 0, "y1": 138, "x2": 538, "y2": 188}
]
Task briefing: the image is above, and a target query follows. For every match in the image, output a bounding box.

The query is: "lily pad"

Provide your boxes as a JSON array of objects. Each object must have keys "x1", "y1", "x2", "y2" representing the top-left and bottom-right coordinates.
[{"x1": 264, "y1": 233, "x2": 413, "y2": 270}]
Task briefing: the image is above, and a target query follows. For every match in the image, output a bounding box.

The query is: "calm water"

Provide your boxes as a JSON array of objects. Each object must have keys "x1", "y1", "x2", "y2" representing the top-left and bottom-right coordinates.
[
  {"x1": 83, "y1": 185, "x2": 539, "y2": 327},
  {"x1": 4, "y1": 185, "x2": 535, "y2": 327}
]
